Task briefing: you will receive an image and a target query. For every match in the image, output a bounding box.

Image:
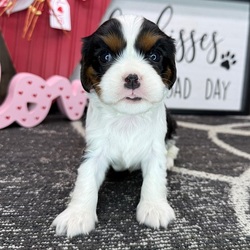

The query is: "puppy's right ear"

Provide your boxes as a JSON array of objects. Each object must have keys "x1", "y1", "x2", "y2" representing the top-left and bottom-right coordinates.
[{"x1": 80, "y1": 36, "x2": 97, "y2": 93}]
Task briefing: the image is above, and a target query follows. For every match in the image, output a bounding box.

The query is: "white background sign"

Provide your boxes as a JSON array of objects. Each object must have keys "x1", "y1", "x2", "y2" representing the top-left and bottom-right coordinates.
[{"x1": 102, "y1": 0, "x2": 250, "y2": 112}]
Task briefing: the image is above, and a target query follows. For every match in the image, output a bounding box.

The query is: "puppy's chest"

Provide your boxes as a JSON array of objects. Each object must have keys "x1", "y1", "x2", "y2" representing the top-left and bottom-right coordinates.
[
  {"x1": 86, "y1": 104, "x2": 167, "y2": 170},
  {"x1": 104, "y1": 117, "x2": 156, "y2": 169}
]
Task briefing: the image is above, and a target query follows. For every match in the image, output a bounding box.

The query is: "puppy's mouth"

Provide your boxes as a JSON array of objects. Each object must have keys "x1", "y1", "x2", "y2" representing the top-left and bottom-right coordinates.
[
  {"x1": 125, "y1": 96, "x2": 142, "y2": 101},
  {"x1": 123, "y1": 89, "x2": 143, "y2": 102}
]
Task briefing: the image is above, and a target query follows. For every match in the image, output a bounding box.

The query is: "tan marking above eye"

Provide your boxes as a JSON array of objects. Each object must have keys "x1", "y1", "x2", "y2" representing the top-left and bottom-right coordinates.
[
  {"x1": 137, "y1": 32, "x2": 162, "y2": 52},
  {"x1": 101, "y1": 34, "x2": 126, "y2": 53}
]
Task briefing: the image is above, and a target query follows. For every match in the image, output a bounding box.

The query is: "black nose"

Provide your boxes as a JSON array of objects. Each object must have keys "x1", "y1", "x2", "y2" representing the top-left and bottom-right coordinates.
[{"x1": 124, "y1": 74, "x2": 140, "y2": 90}]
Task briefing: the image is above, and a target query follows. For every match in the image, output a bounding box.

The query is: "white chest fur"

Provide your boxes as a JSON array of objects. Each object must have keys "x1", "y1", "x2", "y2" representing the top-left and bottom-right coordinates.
[{"x1": 84, "y1": 94, "x2": 167, "y2": 171}]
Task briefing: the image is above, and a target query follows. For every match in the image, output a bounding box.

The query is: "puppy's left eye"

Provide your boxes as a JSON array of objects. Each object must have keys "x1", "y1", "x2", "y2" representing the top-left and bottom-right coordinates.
[
  {"x1": 99, "y1": 52, "x2": 113, "y2": 64},
  {"x1": 148, "y1": 51, "x2": 161, "y2": 63}
]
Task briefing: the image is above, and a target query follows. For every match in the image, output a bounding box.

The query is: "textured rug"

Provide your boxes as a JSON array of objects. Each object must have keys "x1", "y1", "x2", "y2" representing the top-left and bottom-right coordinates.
[{"x1": 0, "y1": 114, "x2": 250, "y2": 249}]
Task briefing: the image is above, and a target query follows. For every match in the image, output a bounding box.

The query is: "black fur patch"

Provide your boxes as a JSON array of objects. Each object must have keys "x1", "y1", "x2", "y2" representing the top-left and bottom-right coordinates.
[
  {"x1": 135, "y1": 18, "x2": 176, "y2": 89},
  {"x1": 81, "y1": 19, "x2": 126, "y2": 93},
  {"x1": 165, "y1": 108, "x2": 177, "y2": 141}
]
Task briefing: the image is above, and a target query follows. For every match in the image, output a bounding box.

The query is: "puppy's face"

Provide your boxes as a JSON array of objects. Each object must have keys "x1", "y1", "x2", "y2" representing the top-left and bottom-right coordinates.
[{"x1": 81, "y1": 15, "x2": 176, "y2": 114}]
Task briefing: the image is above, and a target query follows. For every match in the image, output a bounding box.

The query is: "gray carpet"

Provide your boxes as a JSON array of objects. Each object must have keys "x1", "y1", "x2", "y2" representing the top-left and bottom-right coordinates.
[{"x1": 1, "y1": 114, "x2": 250, "y2": 249}]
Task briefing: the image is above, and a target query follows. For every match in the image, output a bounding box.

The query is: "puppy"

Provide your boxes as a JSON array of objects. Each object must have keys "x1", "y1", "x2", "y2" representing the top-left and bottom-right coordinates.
[{"x1": 52, "y1": 15, "x2": 178, "y2": 237}]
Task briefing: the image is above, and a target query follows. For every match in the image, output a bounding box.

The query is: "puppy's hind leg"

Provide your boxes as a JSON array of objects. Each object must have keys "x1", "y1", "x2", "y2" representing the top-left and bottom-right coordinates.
[
  {"x1": 165, "y1": 109, "x2": 179, "y2": 169},
  {"x1": 166, "y1": 139, "x2": 179, "y2": 169},
  {"x1": 52, "y1": 156, "x2": 109, "y2": 237}
]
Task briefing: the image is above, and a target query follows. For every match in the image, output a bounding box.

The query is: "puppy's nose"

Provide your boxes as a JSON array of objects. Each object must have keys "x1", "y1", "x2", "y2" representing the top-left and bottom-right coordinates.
[{"x1": 124, "y1": 74, "x2": 140, "y2": 90}]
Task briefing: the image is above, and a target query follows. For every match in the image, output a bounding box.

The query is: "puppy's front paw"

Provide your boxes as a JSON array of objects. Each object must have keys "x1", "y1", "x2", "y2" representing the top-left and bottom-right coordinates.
[
  {"x1": 136, "y1": 200, "x2": 175, "y2": 229},
  {"x1": 52, "y1": 207, "x2": 98, "y2": 237}
]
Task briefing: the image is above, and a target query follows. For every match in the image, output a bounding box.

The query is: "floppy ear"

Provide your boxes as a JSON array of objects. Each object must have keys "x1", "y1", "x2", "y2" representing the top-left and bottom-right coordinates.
[
  {"x1": 80, "y1": 36, "x2": 97, "y2": 93},
  {"x1": 80, "y1": 37, "x2": 91, "y2": 92},
  {"x1": 165, "y1": 57, "x2": 176, "y2": 89},
  {"x1": 162, "y1": 36, "x2": 177, "y2": 89}
]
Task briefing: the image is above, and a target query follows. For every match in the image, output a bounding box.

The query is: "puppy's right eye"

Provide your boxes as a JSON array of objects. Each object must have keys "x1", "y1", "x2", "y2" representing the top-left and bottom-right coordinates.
[{"x1": 99, "y1": 52, "x2": 113, "y2": 64}]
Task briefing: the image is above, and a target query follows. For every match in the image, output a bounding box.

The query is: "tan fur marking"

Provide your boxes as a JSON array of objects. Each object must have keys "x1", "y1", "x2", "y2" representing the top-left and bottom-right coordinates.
[
  {"x1": 86, "y1": 66, "x2": 101, "y2": 95},
  {"x1": 138, "y1": 32, "x2": 162, "y2": 51},
  {"x1": 163, "y1": 67, "x2": 174, "y2": 88},
  {"x1": 101, "y1": 34, "x2": 126, "y2": 53}
]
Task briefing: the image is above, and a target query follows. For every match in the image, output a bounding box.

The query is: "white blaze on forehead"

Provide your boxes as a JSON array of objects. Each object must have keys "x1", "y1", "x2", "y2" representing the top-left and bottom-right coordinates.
[{"x1": 114, "y1": 15, "x2": 144, "y2": 54}]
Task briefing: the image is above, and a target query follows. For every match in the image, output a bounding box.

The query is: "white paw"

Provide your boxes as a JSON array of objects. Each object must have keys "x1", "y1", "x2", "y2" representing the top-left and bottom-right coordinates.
[
  {"x1": 136, "y1": 200, "x2": 175, "y2": 229},
  {"x1": 167, "y1": 144, "x2": 179, "y2": 160},
  {"x1": 165, "y1": 143, "x2": 179, "y2": 169},
  {"x1": 166, "y1": 158, "x2": 174, "y2": 169},
  {"x1": 52, "y1": 207, "x2": 98, "y2": 237}
]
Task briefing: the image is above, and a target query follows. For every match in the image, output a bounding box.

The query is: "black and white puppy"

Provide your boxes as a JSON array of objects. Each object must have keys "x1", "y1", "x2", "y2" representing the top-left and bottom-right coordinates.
[{"x1": 52, "y1": 15, "x2": 179, "y2": 237}]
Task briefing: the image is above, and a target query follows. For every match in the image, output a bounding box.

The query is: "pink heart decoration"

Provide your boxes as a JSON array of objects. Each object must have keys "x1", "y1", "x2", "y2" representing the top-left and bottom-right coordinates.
[{"x1": 0, "y1": 67, "x2": 88, "y2": 129}]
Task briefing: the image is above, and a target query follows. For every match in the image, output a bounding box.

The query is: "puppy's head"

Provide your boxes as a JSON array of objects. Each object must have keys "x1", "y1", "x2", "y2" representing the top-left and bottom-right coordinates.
[{"x1": 81, "y1": 15, "x2": 176, "y2": 114}]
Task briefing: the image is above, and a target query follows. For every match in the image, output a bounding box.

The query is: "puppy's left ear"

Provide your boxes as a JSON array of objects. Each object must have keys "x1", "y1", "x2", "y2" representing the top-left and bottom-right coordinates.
[
  {"x1": 80, "y1": 37, "x2": 91, "y2": 92},
  {"x1": 80, "y1": 36, "x2": 99, "y2": 93},
  {"x1": 162, "y1": 37, "x2": 177, "y2": 89}
]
